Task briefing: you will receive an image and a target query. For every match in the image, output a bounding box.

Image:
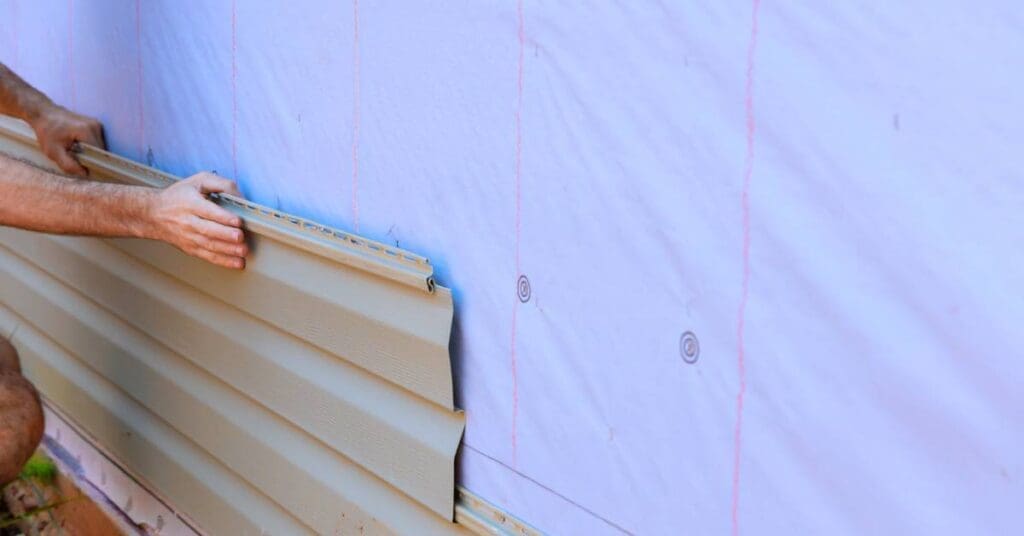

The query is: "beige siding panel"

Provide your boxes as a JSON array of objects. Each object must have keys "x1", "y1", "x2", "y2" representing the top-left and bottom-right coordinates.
[
  {"x1": 0, "y1": 231, "x2": 462, "y2": 516},
  {"x1": 0, "y1": 305, "x2": 311, "y2": 536},
  {"x1": 0, "y1": 116, "x2": 468, "y2": 534},
  {"x1": 0, "y1": 243, "x2": 460, "y2": 535},
  {"x1": 106, "y1": 234, "x2": 456, "y2": 409}
]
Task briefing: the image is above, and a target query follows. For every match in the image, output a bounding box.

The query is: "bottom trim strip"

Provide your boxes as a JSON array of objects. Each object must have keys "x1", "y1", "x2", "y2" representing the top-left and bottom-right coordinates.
[
  {"x1": 41, "y1": 401, "x2": 202, "y2": 536},
  {"x1": 456, "y1": 487, "x2": 541, "y2": 536}
]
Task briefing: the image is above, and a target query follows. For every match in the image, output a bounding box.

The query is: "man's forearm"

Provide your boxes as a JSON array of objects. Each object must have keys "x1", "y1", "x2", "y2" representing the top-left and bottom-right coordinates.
[
  {"x1": 0, "y1": 64, "x2": 54, "y2": 123},
  {"x1": 0, "y1": 153, "x2": 155, "y2": 238}
]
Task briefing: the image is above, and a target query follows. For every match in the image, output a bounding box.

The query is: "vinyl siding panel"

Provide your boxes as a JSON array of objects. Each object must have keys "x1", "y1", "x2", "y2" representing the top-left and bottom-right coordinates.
[
  {"x1": 0, "y1": 303, "x2": 311, "y2": 536},
  {"x1": 0, "y1": 117, "x2": 468, "y2": 535}
]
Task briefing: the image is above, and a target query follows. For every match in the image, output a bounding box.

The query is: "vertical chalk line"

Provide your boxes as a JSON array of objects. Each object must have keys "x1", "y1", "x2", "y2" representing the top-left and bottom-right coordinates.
[
  {"x1": 11, "y1": 0, "x2": 18, "y2": 69},
  {"x1": 135, "y1": 0, "x2": 145, "y2": 160},
  {"x1": 68, "y1": 0, "x2": 75, "y2": 107},
  {"x1": 509, "y1": 0, "x2": 525, "y2": 468},
  {"x1": 351, "y1": 0, "x2": 361, "y2": 231},
  {"x1": 231, "y1": 0, "x2": 238, "y2": 180},
  {"x1": 732, "y1": 1, "x2": 761, "y2": 535}
]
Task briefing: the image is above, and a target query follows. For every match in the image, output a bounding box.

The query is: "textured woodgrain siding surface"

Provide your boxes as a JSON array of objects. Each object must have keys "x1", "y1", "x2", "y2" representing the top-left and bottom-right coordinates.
[{"x1": 0, "y1": 117, "x2": 468, "y2": 535}]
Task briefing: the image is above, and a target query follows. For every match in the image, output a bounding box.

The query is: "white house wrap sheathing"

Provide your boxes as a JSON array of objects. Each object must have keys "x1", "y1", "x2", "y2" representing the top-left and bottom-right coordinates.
[{"x1": 2, "y1": 2, "x2": 1023, "y2": 534}]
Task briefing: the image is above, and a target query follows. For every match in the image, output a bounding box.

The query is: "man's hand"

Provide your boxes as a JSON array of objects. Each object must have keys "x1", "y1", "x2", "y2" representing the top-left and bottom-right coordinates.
[
  {"x1": 0, "y1": 63, "x2": 104, "y2": 175},
  {"x1": 29, "y1": 105, "x2": 105, "y2": 177},
  {"x1": 144, "y1": 172, "x2": 249, "y2": 270}
]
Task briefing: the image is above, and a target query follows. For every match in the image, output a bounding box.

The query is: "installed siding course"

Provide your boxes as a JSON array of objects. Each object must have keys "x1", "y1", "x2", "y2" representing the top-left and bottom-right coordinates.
[{"x1": 0, "y1": 117, "x2": 468, "y2": 535}]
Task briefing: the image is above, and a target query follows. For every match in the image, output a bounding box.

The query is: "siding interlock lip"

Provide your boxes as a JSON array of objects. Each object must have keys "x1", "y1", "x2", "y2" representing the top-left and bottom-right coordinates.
[{"x1": 0, "y1": 115, "x2": 436, "y2": 293}]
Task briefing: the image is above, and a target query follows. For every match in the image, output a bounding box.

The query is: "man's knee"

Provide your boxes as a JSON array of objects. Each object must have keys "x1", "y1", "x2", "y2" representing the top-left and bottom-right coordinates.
[
  {"x1": 0, "y1": 338, "x2": 21, "y2": 374},
  {"x1": 0, "y1": 371, "x2": 43, "y2": 485}
]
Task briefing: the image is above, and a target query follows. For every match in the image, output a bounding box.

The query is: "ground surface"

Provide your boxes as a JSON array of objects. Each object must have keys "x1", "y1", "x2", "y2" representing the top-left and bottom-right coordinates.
[{"x1": 0, "y1": 451, "x2": 125, "y2": 536}]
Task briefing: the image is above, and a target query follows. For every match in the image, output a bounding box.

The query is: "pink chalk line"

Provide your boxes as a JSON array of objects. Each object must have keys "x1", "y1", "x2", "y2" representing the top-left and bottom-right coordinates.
[
  {"x1": 509, "y1": 0, "x2": 525, "y2": 468},
  {"x1": 68, "y1": 0, "x2": 75, "y2": 107},
  {"x1": 231, "y1": 0, "x2": 238, "y2": 180},
  {"x1": 135, "y1": 0, "x2": 145, "y2": 159},
  {"x1": 732, "y1": 1, "x2": 761, "y2": 535},
  {"x1": 351, "y1": 0, "x2": 361, "y2": 231},
  {"x1": 11, "y1": 1, "x2": 18, "y2": 68}
]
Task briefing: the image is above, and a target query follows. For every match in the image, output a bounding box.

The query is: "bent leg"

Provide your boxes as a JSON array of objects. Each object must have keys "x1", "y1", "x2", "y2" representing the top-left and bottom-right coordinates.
[
  {"x1": 0, "y1": 339, "x2": 44, "y2": 485},
  {"x1": 0, "y1": 336, "x2": 20, "y2": 374}
]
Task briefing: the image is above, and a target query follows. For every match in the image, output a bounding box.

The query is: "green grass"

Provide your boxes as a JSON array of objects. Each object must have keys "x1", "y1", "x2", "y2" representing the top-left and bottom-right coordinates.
[{"x1": 18, "y1": 453, "x2": 56, "y2": 484}]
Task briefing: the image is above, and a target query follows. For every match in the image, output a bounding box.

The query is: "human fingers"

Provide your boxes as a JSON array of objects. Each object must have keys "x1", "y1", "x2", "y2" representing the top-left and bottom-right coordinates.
[
  {"x1": 187, "y1": 231, "x2": 248, "y2": 258},
  {"x1": 187, "y1": 215, "x2": 245, "y2": 244},
  {"x1": 87, "y1": 120, "x2": 105, "y2": 149},
  {"x1": 185, "y1": 243, "x2": 245, "y2": 270},
  {"x1": 47, "y1": 144, "x2": 89, "y2": 177},
  {"x1": 72, "y1": 120, "x2": 105, "y2": 149},
  {"x1": 189, "y1": 195, "x2": 243, "y2": 229},
  {"x1": 190, "y1": 172, "x2": 243, "y2": 197}
]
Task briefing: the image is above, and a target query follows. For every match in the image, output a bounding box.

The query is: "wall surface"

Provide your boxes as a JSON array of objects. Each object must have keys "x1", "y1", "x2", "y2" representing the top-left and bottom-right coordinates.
[{"x1": 3, "y1": 2, "x2": 1023, "y2": 535}]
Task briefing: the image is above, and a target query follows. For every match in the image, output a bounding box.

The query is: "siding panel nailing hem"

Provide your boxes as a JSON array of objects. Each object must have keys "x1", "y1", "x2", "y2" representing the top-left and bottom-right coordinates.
[{"x1": 0, "y1": 115, "x2": 436, "y2": 294}]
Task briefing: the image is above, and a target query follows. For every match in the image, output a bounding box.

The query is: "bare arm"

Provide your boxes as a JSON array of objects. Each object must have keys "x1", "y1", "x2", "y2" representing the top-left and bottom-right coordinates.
[
  {"x1": 0, "y1": 63, "x2": 104, "y2": 175},
  {"x1": 0, "y1": 154, "x2": 248, "y2": 269},
  {"x1": 0, "y1": 64, "x2": 52, "y2": 122}
]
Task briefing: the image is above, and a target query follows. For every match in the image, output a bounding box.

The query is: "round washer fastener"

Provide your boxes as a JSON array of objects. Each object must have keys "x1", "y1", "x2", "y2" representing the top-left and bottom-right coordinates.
[
  {"x1": 680, "y1": 331, "x2": 700, "y2": 364},
  {"x1": 517, "y1": 275, "x2": 532, "y2": 303}
]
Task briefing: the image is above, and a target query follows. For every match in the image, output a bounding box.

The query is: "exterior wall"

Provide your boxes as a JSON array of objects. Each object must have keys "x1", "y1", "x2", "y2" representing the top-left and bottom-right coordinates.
[{"x1": 3, "y1": 3, "x2": 1024, "y2": 534}]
